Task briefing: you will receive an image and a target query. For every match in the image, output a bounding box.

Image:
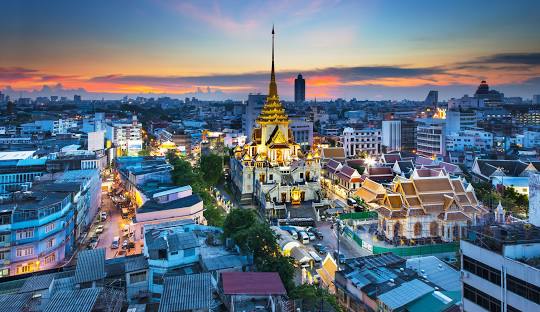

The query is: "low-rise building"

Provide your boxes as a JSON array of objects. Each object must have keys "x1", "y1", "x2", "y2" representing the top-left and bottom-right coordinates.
[{"x1": 462, "y1": 224, "x2": 540, "y2": 312}]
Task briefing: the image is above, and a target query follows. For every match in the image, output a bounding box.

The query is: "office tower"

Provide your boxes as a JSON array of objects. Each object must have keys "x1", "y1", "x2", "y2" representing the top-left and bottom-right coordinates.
[
  {"x1": 382, "y1": 120, "x2": 401, "y2": 152},
  {"x1": 294, "y1": 74, "x2": 305, "y2": 104},
  {"x1": 74, "y1": 94, "x2": 82, "y2": 103}
]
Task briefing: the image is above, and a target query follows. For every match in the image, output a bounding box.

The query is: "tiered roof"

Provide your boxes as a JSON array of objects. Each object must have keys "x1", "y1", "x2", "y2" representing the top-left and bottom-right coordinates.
[{"x1": 357, "y1": 173, "x2": 485, "y2": 221}]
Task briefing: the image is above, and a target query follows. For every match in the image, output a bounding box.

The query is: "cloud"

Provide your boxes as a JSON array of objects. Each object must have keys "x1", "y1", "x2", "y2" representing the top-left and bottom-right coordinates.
[
  {"x1": 463, "y1": 52, "x2": 540, "y2": 66},
  {"x1": 0, "y1": 67, "x2": 38, "y2": 81}
]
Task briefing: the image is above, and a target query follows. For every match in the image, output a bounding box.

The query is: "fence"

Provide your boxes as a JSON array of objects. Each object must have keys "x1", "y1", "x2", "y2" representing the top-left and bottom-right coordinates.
[
  {"x1": 343, "y1": 226, "x2": 458, "y2": 257},
  {"x1": 339, "y1": 211, "x2": 378, "y2": 221}
]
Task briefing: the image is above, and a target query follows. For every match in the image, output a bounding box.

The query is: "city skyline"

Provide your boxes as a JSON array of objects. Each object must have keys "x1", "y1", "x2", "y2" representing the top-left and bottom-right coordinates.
[{"x1": 2, "y1": 0, "x2": 540, "y2": 100}]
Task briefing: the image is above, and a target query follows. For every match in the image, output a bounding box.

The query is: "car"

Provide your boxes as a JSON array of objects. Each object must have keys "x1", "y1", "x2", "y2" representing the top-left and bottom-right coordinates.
[
  {"x1": 111, "y1": 236, "x2": 120, "y2": 249},
  {"x1": 286, "y1": 229, "x2": 299, "y2": 240},
  {"x1": 444, "y1": 257, "x2": 458, "y2": 265},
  {"x1": 308, "y1": 228, "x2": 324, "y2": 239},
  {"x1": 89, "y1": 237, "x2": 99, "y2": 249},
  {"x1": 307, "y1": 232, "x2": 316, "y2": 241},
  {"x1": 100, "y1": 211, "x2": 107, "y2": 221},
  {"x1": 95, "y1": 225, "x2": 105, "y2": 234},
  {"x1": 122, "y1": 240, "x2": 129, "y2": 249},
  {"x1": 313, "y1": 243, "x2": 327, "y2": 254}
]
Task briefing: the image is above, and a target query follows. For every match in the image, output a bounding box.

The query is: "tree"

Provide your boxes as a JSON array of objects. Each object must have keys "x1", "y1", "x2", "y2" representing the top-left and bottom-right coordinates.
[
  {"x1": 204, "y1": 204, "x2": 225, "y2": 227},
  {"x1": 200, "y1": 153, "x2": 224, "y2": 187},
  {"x1": 290, "y1": 285, "x2": 343, "y2": 312},
  {"x1": 223, "y1": 209, "x2": 257, "y2": 238}
]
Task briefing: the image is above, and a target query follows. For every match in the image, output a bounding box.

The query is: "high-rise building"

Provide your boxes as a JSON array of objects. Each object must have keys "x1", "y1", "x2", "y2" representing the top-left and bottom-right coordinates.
[
  {"x1": 382, "y1": 120, "x2": 401, "y2": 152},
  {"x1": 424, "y1": 90, "x2": 438, "y2": 109},
  {"x1": 74, "y1": 94, "x2": 82, "y2": 103},
  {"x1": 243, "y1": 93, "x2": 266, "y2": 139},
  {"x1": 294, "y1": 74, "x2": 305, "y2": 104},
  {"x1": 474, "y1": 80, "x2": 503, "y2": 108}
]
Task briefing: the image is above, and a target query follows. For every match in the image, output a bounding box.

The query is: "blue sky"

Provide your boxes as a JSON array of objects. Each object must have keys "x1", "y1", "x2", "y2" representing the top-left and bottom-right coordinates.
[{"x1": 1, "y1": 0, "x2": 540, "y2": 100}]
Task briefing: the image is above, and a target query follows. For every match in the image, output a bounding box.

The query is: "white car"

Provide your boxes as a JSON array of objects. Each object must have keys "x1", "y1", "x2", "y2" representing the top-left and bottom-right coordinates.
[
  {"x1": 100, "y1": 211, "x2": 107, "y2": 221},
  {"x1": 307, "y1": 232, "x2": 316, "y2": 241},
  {"x1": 95, "y1": 225, "x2": 105, "y2": 234}
]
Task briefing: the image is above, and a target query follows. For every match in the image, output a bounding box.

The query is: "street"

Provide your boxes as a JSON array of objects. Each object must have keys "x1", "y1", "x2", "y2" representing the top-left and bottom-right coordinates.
[
  {"x1": 85, "y1": 186, "x2": 143, "y2": 259},
  {"x1": 317, "y1": 221, "x2": 371, "y2": 259}
]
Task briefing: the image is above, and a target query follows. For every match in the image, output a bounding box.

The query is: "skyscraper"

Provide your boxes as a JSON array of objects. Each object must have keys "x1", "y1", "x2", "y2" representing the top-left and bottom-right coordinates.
[{"x1": 294, "y1": 74, "x2": 305, "y2": 104}]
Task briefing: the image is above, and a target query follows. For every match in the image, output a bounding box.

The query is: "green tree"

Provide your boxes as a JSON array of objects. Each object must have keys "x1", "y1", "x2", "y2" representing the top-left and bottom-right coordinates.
[
  {"x1": 290, "y1": 285, "x2": 343, "y2": 312},
  {"x1": 200, "y1": 153, "x2": 224, "y2": 187},
  {"x1": 223, "y1": 209, "x2": 257, "y2": 238}
]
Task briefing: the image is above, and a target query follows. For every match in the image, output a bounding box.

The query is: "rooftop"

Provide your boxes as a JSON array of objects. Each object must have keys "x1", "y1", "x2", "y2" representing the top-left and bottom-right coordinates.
[
  {"x1": 74, "y1": 248, "x2": 106, "y2": 284},
  {"x1": 159, "y1": 273, "x2": 214, "y2": 312},
  {"x1": 221, "y1": 272, "x2": 287, "y2": 296},
  {"x1": 464, "y1": 224, "x2": 540, "y2": 265}
]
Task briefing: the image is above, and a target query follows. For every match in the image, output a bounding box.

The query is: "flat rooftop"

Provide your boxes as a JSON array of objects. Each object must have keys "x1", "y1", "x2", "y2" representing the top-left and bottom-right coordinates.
[{"x1": 464, "y1": 224, "x2": 540, "y2": 268}]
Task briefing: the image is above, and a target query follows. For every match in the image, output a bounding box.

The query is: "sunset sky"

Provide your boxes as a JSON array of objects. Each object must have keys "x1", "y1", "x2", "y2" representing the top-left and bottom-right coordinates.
[{"x1": 2, "y1": 0, "x2": 540, "y2": 100}]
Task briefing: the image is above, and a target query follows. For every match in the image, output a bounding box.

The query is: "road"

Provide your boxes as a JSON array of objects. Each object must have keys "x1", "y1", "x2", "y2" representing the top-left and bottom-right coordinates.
[
  {"x1": 317, "y1": 221, "x2": 371, "y2": 259},
  {"x1": 88, "y1": 189, "x2": 142, "y2": 259}
]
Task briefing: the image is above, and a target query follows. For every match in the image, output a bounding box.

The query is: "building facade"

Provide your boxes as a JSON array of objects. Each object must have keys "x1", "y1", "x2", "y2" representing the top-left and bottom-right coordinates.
[{"x1": 341, "y1": 127, "x2": 382, "y2": 158}]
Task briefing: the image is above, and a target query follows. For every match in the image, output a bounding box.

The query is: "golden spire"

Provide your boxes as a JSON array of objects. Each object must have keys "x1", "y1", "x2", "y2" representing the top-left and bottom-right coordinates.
[
  {"x1": 256, "y1": 25, "x2": 289, "y2": 125},
  {"x1": 269, "y1": 25, "x2": 278, "y2": 98}
]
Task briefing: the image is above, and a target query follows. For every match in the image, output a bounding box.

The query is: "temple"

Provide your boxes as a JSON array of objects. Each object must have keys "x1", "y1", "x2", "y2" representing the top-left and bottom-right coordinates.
[
  {"x1": 356, "y1": 167, "x2": 488, "y2": 243},
  {"x1": 230, "y1": 27, "x2": 322, "y2": 218}
]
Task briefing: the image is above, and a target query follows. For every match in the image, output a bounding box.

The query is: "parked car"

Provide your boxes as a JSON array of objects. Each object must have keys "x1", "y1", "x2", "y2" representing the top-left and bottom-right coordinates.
[
  {"x1": 308, "y1": 228, "x2": 324, "y2": 239},
  {"x1": 298, "y1": 231, "x2": 310, "y2": 244},
  {"x1": 122, "y1": 240, "x2": 129, "y2": 250},
  {"x1": 111, "y1": 236, "x2": 120, "y2": 249},
  {"x1": 313, "y1": 243, "x2": 327, "y2": 254},
  {"x1": 307, "y1": 232, "x2": 316, "y2": 241},
  {"x1": 287, "y1": 229, "x2": 299, "y2": 240},
  {"x1": 89, "y1": 237, "x2": 99, "y2": 249},
  {"x1": 100, "y1": 211, "x2": 107, "y2": 221},
  {"x1": 95, "y1": 225, "x2": 105, "y2": 235}
]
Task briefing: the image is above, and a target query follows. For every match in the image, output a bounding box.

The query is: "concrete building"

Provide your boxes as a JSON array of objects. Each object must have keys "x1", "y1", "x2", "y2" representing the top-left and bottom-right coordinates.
[
  {"x1": 341, "y1": 127, "x2": 382, "y2": 158},
  {"x1": 446, "y1": 129, "x2": 493, "y2": 153},
  {"x1": 446, "y1": 109, "x2": 477, "y2": 134},
  {"x1": 290, "y1": 117, "x2": 313, "y2": 149},
  {"x1": 242, "y1": 93, "x2": 266, "y2": 139},
  {"x1": 0, "y1": 182, "x2": 77, "y2": 277},
  {"x1": 382, "y1": 120, "x2": 401, "y2": 152},
  {"x1": 106, "y1": 115, "x2": 143, "y2": 157},
  {"x1": 461, "y1": 224, "x2": 540, "y2": 312},
  {"x1": 416, "y1": 118, "x2": 446, "y2": 157}
]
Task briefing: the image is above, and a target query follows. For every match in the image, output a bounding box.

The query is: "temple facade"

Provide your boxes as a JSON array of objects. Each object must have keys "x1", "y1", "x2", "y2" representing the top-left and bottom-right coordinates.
[
  {"x1": 230, "y1": 28, "x2": 322, "y2": 218},
  {"x1": 356, "y1": 167, "x2": 487, "y2": 243}
]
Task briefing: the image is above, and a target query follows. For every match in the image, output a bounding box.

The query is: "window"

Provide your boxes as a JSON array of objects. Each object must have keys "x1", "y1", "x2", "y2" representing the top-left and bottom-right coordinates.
[
  {"x1": 130, "y1": 271, "x2": 147, "y2": 284},
  {"x1": 43, "y1": 252, "x2": 56, "y2": 265},
  {"x1": 0, "y1": 268, "x2": 9, "y2": 277},
  {"x1": 45, "y1": 222, "x2": 56, "y2": 233},
  {"x1": 463, "y1": 256, "x2": 501, "y2": 285},
  {"x1": 507, "y1": 274, "x2": 540, "y2": 304},
  {"x1": 414, "y1": 222, "x2": 422, "y2": 236},
  {"x1": 46, "y1": 238, "x2": 55, "y2": 249},
  {"x1": 16, "y1": 229, "x2": 34, "y2": 240},
  {"x1": 0, "y1": 214, "x2": 10, "y2": 225},
  {"x1": 152, "y1": 272, "x2": 164, "y2": 285},
  {"x1": 463, "y1": 283, "x2": 501, "y2": 312},
  {"x1": 16, "y1": 247, "x2": 34, "y2": 257},
  {"x1": 0, "y1": 249, "x2": 9, "y2": 260}
]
